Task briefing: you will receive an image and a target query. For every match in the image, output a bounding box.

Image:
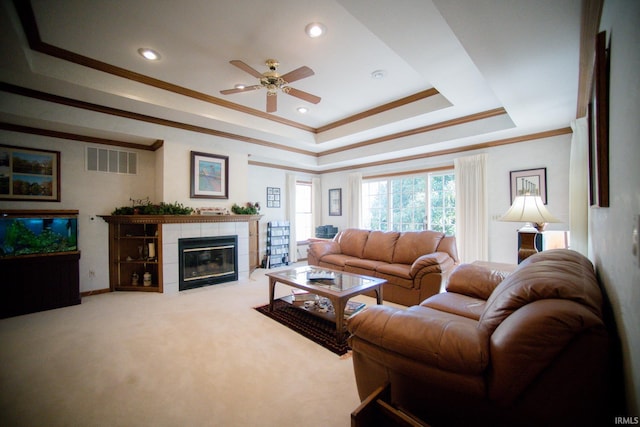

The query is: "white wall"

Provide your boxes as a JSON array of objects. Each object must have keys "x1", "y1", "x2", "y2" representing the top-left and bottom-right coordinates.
[
  {"x1": 0, "y1": 127, "x2": 573, "y2": 293},
  {"x1": 246, "y1": 164, "x2": 288, "y2": 225},
  {"x1": 487, "y1": 135, "x2": 571, "y2": 263},
  {"x1": 593, "y1": 0, "x2": 640, "y2": 413},
  {"x1": 246, "y1": 164, "x2": 287, "y2": 262},
  {"x1": 316, "y1": 133, "x2": 572, "y2": 264},
  {"x1": 159, "y1": 138, "x2": 249, "y2": 208},
  {"x1": 0, "y1": 133, "x2": 156, "y2": 294},
  {"x1": 246, "y1": 164, "x2": 319, "y2": 261},
  {"x1": 0, "y1": 130, "x2": 254, "y2": 294},
  {"x1": 317, "y1": 172, "x2": 351, "y2": 231}
]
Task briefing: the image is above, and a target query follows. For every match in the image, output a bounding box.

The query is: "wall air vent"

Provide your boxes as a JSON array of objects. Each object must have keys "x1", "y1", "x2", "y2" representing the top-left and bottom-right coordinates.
[{"x1": 86, "y1": 147, "x2": 137, "y2": 174}]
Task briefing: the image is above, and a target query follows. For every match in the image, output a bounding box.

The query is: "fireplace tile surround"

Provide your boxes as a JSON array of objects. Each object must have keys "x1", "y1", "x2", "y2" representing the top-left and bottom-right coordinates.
[
  {"x1": 100, "y1": 214, "x2": 261, "y2": 295},
  {"x1": 163, "y1": 222, "x2": 249, "y2": 294}
]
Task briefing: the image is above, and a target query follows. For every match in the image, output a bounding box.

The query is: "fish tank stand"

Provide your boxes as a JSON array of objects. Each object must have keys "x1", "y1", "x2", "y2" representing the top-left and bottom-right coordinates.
[{"x1": 0, "y1": 209, "x2": 81, "y2": 318}]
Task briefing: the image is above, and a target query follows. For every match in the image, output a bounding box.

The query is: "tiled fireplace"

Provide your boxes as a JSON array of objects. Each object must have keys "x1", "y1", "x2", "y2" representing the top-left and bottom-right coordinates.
[
  {"x1": 178, "y1": 235, "x2": 238, "y2": 291},
  {"x1": 162, "y1": 221, "x2": 250, "y2": 294}
]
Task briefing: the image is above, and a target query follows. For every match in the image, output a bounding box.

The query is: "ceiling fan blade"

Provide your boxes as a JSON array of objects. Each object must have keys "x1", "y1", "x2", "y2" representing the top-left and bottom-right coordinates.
[
  {"x1": 286, "y1": 87, "x2": 321, "y2": 104},
  {"x1": 266, "y1": 93, "x2": 277, "y2": 112},
  {"x1": 280, "y1": 66, "x2": 314, "y2": 84},
  {"x1": 220, "y1": 85, "x2": 262, "y2": 95},
  {"x1": 229, "y1": 60, "x2": 263, "y2": 78}
]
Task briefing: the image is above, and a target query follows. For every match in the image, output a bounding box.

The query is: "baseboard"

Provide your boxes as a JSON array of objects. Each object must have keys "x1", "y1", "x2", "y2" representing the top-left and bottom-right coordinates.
[{"x1": 81, "y1": 288, "x2": 111, "y2": 297}]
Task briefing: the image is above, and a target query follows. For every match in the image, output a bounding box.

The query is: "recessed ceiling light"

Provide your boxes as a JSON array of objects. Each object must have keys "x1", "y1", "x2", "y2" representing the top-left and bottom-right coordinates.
[
  {"x1": 138, "y1": 48, "x2": 160, "y2": 61},
  {"x1": 371, "y1": 69, "x2": 386, "y2": 79},
  {"x1": 305, "y1": 22, "x2": 326, "y2": 38},
  {"x1": 297, "y1": 107, "x2": 309, "y2": 114},
  {"x1": 235, "y1": 84, "x2": 246, "y2": 89}
]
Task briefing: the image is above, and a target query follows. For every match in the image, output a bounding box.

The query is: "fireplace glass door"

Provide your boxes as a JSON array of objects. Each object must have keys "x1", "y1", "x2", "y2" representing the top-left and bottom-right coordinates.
[{"x1": 179, "y1": 236, "x2": 238, "y2": 290}]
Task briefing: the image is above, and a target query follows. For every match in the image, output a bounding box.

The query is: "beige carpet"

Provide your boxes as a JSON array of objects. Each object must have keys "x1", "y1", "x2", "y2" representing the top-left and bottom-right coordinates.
[{"x1": 0, "y1": 265, "x2": 377, "y2": 427}]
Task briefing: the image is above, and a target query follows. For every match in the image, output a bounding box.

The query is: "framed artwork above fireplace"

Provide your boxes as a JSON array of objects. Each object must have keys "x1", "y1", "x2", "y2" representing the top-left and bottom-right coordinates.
[{"x1": 190, "y1": 151, "x2": 228, "y2": 199}]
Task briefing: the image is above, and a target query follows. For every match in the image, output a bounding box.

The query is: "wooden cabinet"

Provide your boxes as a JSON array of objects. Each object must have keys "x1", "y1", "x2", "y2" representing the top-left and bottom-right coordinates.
[
  {"x1": 0, "y1": 252, "x2": 81, "y2": 318},
  {"x1": 0, "y1": 209, "x2": 81, "y2": 318},
  {"x1": 248, "y1": 218, "x2": 260, "y2": 272},
  {"x1": 106, "y1": 221, "x2": 162, "y2": 292},
  {"x1": 101, "y1": 214, "x2": 262, "y2": 292}
]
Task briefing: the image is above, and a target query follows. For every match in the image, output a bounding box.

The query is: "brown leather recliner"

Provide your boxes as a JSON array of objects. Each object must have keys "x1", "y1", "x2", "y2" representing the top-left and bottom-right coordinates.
[{"x1": 347, "y1": 249, "x2": 612, "y2": 427}]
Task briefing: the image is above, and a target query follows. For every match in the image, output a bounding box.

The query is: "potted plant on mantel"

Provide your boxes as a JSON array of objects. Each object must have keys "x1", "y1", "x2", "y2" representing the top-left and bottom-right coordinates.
[
  {"x1": 231, "y1": 202, "x2": 260, "y2": 215},
  {"x1": 110, "y1": 198, "x2": 194, "y2": 215},
  {"x1": 109, "y1": 198, "x2": 262, "y2": 217}
]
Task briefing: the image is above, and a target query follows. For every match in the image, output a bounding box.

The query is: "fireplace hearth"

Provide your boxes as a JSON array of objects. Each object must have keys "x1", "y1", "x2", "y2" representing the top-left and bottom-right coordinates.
[{"x1": 178, "y1": 235, "x2": 238, "y2": 291}]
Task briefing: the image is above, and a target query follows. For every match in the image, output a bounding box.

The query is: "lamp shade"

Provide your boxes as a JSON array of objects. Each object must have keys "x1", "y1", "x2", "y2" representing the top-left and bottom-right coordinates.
[{"x1": 499, "y1": 195, "x2": 560, "y2": 224}]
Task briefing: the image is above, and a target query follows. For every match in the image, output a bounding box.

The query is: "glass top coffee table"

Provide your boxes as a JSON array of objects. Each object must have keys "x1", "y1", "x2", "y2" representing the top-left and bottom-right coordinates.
[{"x1": 266, "y1": 265, "x2": 385, "y2": 343}]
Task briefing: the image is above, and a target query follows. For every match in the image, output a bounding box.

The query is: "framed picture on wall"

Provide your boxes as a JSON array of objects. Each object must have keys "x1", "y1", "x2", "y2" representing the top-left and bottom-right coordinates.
[
  {"x1": 510, "y1": 168, "x2": 547, "y2": 204},
  {"x1": 329, "y1": 188, "x2": 342, "y2": 216},
  {"x1": 190, "y1": 151, "x2": 228, "y2": 199},
  {"x1": 0, "y1": 144, "x2": 61, "y2": 202},
  {"x1": 588, "y1": 30, "x2": 610, "y2": 208},
  {"x1": 266, "y1": 187, "x2": 280, "y2": 208}
]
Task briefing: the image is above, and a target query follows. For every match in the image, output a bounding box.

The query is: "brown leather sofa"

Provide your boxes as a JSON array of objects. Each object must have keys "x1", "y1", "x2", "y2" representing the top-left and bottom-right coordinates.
[
  {"x1": 307, "y1": 228, "x2": 459, "y2": 306},
  {"x1": 347, "y1": 249, "x2": 612, "y2": 427}
]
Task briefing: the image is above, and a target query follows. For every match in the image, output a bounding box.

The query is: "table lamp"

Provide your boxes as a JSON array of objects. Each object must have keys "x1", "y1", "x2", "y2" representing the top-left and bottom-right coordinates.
[{"x1": 499, "y1": 194, "x2": 560, "y2": 263}]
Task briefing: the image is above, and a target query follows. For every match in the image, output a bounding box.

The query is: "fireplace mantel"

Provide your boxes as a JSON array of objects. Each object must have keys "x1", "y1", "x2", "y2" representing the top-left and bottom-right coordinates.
[
  {"x1": 100, "y1": 214, "x2": 263, "y2": 293},
  {"x1": 99, "y1": 214, "x2": 263, "y2": 224}
]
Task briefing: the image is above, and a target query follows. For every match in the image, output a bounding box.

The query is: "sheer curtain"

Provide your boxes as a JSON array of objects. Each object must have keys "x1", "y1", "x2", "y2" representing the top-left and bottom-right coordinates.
[
  {"x1": 454, "y1": 154, "x2": 488, "y2": 263},
  {"x1": 569, "y1": 117, "x2": 589, "y2": 257},
  {"x1": 348, "y1": 172, "x2": 362, "y2": 228},
  {"x1": 285, "y1": 173, "x2": 297, "y2": 262},
  {"x1": 312, "y1": 177, "x2": 322, "y2": 234}
]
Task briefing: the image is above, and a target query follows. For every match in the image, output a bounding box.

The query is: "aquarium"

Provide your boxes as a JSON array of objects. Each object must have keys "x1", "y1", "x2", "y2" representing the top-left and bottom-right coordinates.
[{"x1": 0, "y1": 211, "x2": 78, "y2": 257}]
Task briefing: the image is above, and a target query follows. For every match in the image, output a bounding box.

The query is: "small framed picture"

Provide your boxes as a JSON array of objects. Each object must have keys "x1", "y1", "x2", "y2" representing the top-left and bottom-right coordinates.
[
  {"x1": 329, "y1": 188, "x2": 342, "y2": 216},
  {"x1": 190, "y1": 151, "x2": 228, "y2": 199},
  {"x1": 267, "y1": 187, "x2": 280, "y2": 208},
  {"x1": 0, "y1": 144, "x2": 61, "y2": 202},
  {"x1": 510, "y1": 168, "x2": 547, "y2": 204}
]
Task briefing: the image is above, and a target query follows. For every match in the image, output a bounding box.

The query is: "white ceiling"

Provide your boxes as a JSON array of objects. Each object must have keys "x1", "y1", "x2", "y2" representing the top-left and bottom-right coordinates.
[{"x1": 0, "y1": 0, "x2": 582, "y2": 171}]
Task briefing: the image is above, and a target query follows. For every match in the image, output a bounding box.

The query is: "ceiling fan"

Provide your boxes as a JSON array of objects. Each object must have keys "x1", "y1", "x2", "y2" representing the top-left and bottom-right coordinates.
[{"x1": 220, "y1": 59, "x2": 321, "y2": 113}]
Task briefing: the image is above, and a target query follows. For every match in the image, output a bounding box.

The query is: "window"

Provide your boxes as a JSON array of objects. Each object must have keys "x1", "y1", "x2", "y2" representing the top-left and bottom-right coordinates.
[
  {"x1": 427, "y1": 173, "x2": 456, "y2": 235},
  {"x1": 295, "y1": 181, "x2": 313, "y2": 241},
  {"x1": 362, "y1": 172, "x2": 455, "y2": 234}
]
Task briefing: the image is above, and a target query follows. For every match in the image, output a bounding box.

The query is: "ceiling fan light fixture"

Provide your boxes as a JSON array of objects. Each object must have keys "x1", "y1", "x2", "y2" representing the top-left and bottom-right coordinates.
[
  {"x1": 305, "y1": 22, "x2": 326, "y2": 38},
  {"x1": 138, "y1": 48, "x2": 160, "y2": 61},
  {"x1": 222, "y1": 59, "x2": 320, "y2": 112}
]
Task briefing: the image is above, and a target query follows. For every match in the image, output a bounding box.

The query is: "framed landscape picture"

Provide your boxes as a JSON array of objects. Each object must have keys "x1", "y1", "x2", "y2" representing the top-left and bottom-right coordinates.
[
  {"x1": 190, "y1": 151, "x2": 228, "y2": 199},
  {"x1": 510, "y1": 167, "x2": 547, "y2": 204},
  {"x1": 0, "y1": 144, "x2": 60, "y2": 202}
]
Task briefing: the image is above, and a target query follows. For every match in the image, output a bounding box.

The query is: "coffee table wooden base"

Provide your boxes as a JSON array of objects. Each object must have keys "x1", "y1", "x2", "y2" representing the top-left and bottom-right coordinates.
[{"x1": 267, "y1": 267, "x2": 385, "y2": 344}]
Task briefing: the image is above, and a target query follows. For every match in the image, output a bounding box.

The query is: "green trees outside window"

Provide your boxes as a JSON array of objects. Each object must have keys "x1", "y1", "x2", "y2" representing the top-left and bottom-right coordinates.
[
  {"x1": 428, "y1": 173, "x2": 456, "y2": 235},
  {"x1": 362, "y1": 173, "x2": 455, "y2": 235}
]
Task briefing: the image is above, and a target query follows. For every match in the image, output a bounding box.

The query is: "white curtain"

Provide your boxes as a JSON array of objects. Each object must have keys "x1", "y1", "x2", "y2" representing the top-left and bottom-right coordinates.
[
  {"x1": 454, "y1": 154, "x2": 488, "y2": 263},
  {"x1": 285, "y1": 173, "x2": 298, "y2": 262},
  {"x1": 569, "y1": 117, "x2": 589, "y2": 257},
  {"x1": 348, "y1": 173, "x2": 362, "y2": 228},
  {"x1": 312, "y1": 177, "x2": 322, "y2": 234}
]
